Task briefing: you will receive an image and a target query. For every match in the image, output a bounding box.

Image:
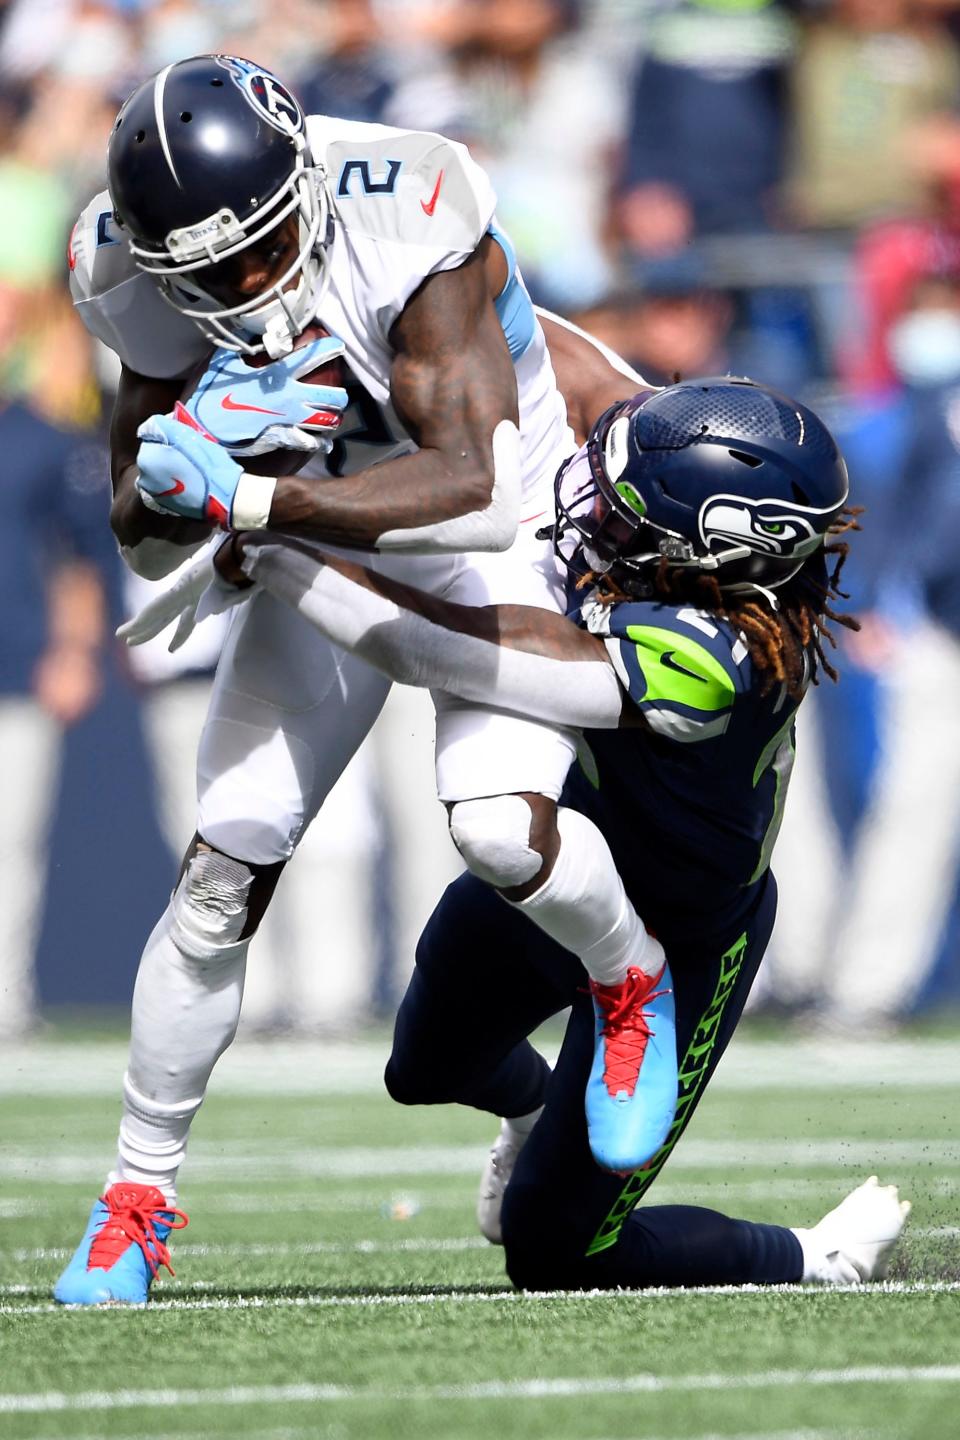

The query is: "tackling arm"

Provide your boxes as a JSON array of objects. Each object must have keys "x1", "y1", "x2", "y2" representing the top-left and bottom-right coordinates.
[
  {"x1": 224, "y1": 536, "x2": 629, "y2": 729},
  {"x1": 537, "y1": 309, "x2": 656, "y2": 445}
]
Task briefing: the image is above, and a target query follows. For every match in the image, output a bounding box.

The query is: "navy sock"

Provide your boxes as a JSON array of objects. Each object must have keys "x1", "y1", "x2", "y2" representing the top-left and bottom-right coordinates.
[{"x1": 504, "y1": 1196, "x2": 803, "y2": 1290}]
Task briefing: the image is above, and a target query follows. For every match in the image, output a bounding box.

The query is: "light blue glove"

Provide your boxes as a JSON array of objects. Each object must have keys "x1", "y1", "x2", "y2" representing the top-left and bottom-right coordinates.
[
  {"x1": 136, "y1": 412, "x2": 245, "y2": 525},
  {"x1": 185, "y1": 336, "x2": 350, "y2": 456}
]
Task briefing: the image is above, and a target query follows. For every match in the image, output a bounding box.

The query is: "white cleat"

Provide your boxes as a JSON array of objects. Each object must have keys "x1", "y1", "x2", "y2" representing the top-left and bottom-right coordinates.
[
  {"x1": 793, "y1": 1175, "x2": 911, "y2": 1284},
  {"x1": 476, "y1": 1114, "x2": 540, "y2": 1246}
]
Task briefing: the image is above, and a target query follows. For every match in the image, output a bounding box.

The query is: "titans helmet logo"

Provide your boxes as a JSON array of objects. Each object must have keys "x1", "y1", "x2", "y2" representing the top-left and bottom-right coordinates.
[
  {"x1": 217, "y1": 56, "x2": 304, "y2": 135},
  {"x1": 698, "y1": 496, "x2": 822, "y2": 558}
]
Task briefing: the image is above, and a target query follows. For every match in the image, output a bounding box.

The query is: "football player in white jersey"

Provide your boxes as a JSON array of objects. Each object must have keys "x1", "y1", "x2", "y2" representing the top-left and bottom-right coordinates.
[{"x1": 55, "y1": 54, "x2": 673, "y2": 1305}]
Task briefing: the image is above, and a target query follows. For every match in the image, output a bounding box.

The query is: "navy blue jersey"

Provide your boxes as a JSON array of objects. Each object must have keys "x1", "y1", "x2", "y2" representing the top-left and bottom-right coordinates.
[{"x1": 563, "y1": 587, "x2": 810, "y2": 942}]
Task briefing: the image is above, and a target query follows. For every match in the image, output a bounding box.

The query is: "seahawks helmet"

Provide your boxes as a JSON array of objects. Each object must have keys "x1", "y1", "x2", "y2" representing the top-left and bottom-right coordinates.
[
  {"x1": 108, "y1": 55, "x2": 329, "y2": 358},
  {"x1": 554, "y1": 377, "x2": 849, "y2": 596}
]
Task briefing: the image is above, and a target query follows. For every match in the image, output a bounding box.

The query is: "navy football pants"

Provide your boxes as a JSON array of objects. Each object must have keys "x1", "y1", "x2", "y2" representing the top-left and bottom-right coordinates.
[{"x1": 385, "y1": 872, "x2": 803, "y2": 1290}]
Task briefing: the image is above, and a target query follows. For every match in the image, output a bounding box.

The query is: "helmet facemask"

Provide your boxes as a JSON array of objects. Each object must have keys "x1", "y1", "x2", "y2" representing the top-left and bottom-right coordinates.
[
  {"x1": 555, "y1": 401, "x2": 755, "y2": 599},
  {"x1": 129, "y1": 130, "x2": 331, "y2": 359}
]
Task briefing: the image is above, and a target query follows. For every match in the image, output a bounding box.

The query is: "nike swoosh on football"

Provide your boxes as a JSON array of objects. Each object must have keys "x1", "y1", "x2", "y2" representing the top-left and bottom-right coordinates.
[
  {"x1": 221, "y1": 394, "x2": 285, "y2": 416},
  {"x1": 660, "y1": 650, "x2": 707, "y2": 683},
  {"x1": 421, "y1": 170, "x2": 445, "y2": 217}
]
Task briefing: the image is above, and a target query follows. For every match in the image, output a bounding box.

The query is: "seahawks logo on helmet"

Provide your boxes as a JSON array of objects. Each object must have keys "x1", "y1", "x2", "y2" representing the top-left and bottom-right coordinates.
[
  {"x1": 217, "y1": 56, "x2": 304, "y2": 136},
  {"x1": 699, "y1": 496, "x2": 822, "y2": 559}
]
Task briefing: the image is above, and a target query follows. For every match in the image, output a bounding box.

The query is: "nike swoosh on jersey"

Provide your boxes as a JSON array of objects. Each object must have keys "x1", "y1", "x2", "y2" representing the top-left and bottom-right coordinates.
[
  {"x1": 660, "y1": 650, "x2": 708, "y2": 683},
  {"x1": 421, "y1": 170, "x2": 445, "y2": 217},
  {"x1": 221, "y1": 394, "x2": 285, "y2": 416}
]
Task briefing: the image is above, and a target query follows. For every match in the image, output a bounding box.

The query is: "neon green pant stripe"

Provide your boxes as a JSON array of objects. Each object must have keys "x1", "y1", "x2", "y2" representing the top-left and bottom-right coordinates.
[{"x1": 585, "y1": 931, "x2": 749, "y2": 1258}]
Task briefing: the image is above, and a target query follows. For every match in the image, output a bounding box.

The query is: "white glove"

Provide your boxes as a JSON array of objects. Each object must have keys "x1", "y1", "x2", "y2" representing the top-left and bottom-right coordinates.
[
  {"x1": 238, "y1": 422, "x2": 324, "y2": 457},
  {"x1": 116, "y1": 544, "x2": 254, "y2": 654}
]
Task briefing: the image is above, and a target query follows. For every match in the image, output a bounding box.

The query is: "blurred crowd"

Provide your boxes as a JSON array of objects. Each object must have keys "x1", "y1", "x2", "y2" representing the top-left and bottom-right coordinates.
[{"x1": 3, "y1": 0, "x2": 960, "y2": 1038}]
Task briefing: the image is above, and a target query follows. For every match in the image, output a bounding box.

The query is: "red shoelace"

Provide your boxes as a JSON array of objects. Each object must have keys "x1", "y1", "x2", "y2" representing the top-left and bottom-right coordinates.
[
  {"x1": 87, "y1": 1183, "x2": 189, "y2": 1279},
  {"x1": 591, "y1": 963, "x2": 670, "y2": 1098}
]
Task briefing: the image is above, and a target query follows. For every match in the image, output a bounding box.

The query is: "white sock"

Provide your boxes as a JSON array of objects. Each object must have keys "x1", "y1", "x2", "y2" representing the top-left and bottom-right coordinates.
[
  {"x1": 503, "y1": 1106, "x2": 543, "y2": 1145},
  {"x1": 107, "y1": 903, "x2": 248, "y2": 1203},
  {"x1": 108, "y1": 1076, "x2": 205, "y2": 1205},
  {"x1": 790, "y1": 1227, "x2": 860, "y2": 1285},
  {"x1": 510, "y1": 807, "x2": 660, "y2": 987}
]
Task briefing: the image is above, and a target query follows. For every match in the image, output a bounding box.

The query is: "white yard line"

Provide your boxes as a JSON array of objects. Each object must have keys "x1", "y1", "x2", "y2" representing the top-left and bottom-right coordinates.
[
  {"x1": 5, "y1": 1035, "x2": 960, "y2": 1097},
  {"x1": 4, "y1": 1177, "x2": 957, "y2": 1221},
  {"x1": 0, "y1": 1429, "x2": 883, "y2": 1440},
  {"x1": 590, "y1": 1433, "x2": 871, "y2": 1440},
  {"x1": 21, "y1": 1433, "x2": 320, "y2": 1440},
  {"x1": 1, "y1": 1364, "x2": 959, "y2": 1413},
  {"x1": 2, "y1": 1279, "x2": 959, "y2": 1314},
  {"x1": 6, "y1": 1228, "x2": 957, "y2": 1268},
  {"x1": 0, "y1": 1137, "x2": 957, "y2": 1183},
  {"x1": 590, "y1": 1434, "x2": 872, "y2": 1440},
  {"x1": 591, "y1": 1433, "x2": 869, "y2": 1440},
  {"x1": 0, "y1": 1191, "x2": 459, "y2": 1219},
  {"x1": 20, "y1": 1432, "x2": 351, "y2": 1440},
  {"x1": 15, "y1": 1432, "x2": 873, "y2": 1440},
  {"x1": 1, "y1": 1236, "x2": 490, "y2": 1263}
]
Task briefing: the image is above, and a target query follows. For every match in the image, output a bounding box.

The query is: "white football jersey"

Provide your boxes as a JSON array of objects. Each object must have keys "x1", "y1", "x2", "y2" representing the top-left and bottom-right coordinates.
[{"x1": 69, "y1": 118, "x2": 571, "y2": 511}]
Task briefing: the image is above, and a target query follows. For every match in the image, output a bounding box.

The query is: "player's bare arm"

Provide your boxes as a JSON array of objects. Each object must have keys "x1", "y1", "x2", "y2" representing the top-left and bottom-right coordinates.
[
  {"x1": 109, "y1": 365, "x2": 211, "y2": 556},
  {"x1": 537, "y1": 312, "x2": 652, "y2": 444},
  {"x1": 264, "y1": 246, "x2": 519, "y2": 549}
]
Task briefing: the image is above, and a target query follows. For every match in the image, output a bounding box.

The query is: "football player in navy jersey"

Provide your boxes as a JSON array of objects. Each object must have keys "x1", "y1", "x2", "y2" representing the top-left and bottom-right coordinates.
[{"x1": 129, "y1": 374, "x2": 911, "y2": 1288}]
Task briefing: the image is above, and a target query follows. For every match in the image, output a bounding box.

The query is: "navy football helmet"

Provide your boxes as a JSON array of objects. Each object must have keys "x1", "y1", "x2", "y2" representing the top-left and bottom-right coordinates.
[
  {"x1": 554, "y1": 377, "x2": 849, "y2": 596},
  {"x1": 108, "y1": 55, "x2": 329, "y2": 357}
]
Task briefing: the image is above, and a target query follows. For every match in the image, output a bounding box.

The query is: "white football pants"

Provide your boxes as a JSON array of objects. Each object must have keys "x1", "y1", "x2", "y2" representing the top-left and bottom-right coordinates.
[
  {"x1": 112, "y1": 522, "x2": 579, "y2": 1197},
  {"x1": 195, "y1": 527, "x2": 577, "y2": 868},
  {"x1": 142, "y1": 676, "x2": 441, "y2": 1030}
]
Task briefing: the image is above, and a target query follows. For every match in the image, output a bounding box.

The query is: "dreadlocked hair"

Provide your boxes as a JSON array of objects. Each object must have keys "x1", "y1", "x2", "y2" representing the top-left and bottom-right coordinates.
[{"x1": 578, "y1": 506, "x2": 863, "y2": 702}]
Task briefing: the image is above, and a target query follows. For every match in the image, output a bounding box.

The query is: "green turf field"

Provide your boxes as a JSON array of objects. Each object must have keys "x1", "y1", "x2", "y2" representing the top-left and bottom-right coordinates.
[{"x1": 2, "y1": 1025, "x2": 959, "y2": 1440}]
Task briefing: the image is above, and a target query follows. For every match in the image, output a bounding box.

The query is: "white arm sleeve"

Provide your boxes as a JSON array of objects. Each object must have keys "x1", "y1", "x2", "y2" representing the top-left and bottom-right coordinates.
[
  {"x1": 242, "y1": 541, "x2": 624, "y2": 729},
  {"x1": 374, "y1": 420, "x2": 521, "y2": 554},
  {"x1": 120, "y1": 533, "x2": 209, "y2": 580}
]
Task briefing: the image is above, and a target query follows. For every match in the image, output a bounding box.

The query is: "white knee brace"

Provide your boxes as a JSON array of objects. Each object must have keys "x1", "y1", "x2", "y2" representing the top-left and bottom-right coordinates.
[
  {"x1": 448, "y1": 796, "x2": 543, "y2": 890},
  {"x1": 169, "y1": 848, "x2": 254, "y2": 961}
]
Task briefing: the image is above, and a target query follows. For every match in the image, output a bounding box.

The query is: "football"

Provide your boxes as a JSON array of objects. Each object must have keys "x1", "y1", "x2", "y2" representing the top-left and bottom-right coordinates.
[
  {"x1": 245, "y1": 320, "x2": 346, "y2": 388},
  {"x1": 246, "y1": 322, "x2": 348, "y2": 477}
]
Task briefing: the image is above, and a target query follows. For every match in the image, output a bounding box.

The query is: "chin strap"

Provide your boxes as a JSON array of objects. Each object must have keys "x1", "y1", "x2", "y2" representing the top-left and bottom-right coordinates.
[{"x1": 263, "y1": 316, "x2": 297, "y2": 359}]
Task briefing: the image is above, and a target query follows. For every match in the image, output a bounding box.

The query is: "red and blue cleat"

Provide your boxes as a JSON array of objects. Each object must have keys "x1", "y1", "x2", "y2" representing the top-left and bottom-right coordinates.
[
  {"x1": 586, "y1": 960, "x2": 677, "y2": 1174},
  {"x1": 54, "y1": 1182, "x2": 188, "y2": 1306}
]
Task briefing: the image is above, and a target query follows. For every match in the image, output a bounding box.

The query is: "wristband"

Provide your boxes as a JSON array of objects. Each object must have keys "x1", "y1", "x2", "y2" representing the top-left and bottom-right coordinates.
[{"x1": 231, "y1": 473, "x2": 277, "y2": 531}]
